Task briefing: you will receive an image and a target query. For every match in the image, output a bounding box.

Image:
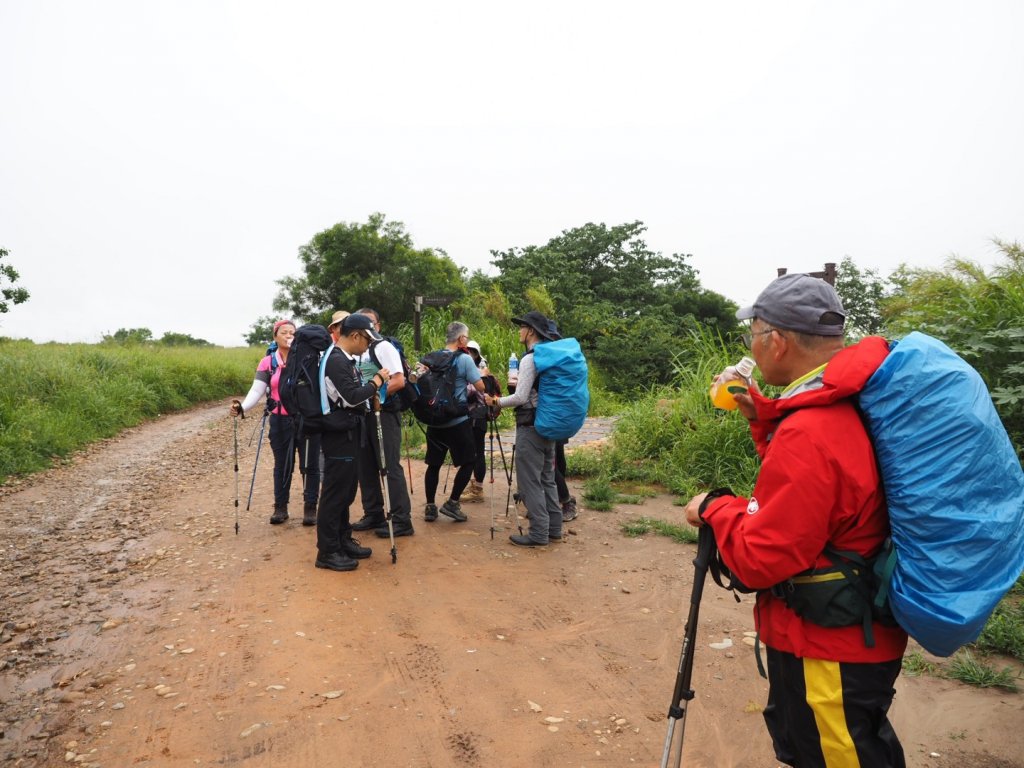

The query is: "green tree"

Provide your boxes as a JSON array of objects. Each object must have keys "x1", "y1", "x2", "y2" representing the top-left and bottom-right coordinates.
[
  {"x1": 158, "y1": 332, "x2": 213, "y2": 347},
  {"x1": 102, "y1": 328, "x2": 153, "y2": 344},
  {"x1": 1, "y1": 247, "x2": 30, "y2": 314},
  {"x1": 883, "y1": 239, "x2": 1024, "y2": 450},
  {"x1": 274, "y1": 213, "x2": 465, "y2": 328},
  {"x1": 490, "y1": 221, "x2": 737, "y2": 392},
  {"x1": 243, "y1": 315, "x2": 278, "y2": 347},
  {"x1": 834, "y1": 256, "x2": 887, "y2": 338}
]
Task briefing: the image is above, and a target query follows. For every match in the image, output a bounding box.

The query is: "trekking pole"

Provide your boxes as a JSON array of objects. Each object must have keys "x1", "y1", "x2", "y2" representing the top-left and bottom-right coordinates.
[
  {"x1": 442, "y1": 458, "x2": 452, "y2": 497},
  {"x1": 246, "y1": 407, "x2": 270, "y2": 511},
  {"x1": 488, "y1": 416, "x2": 497, "y2": 540},
  {"x1": 403, "y1": 412, "x2": 414, "y2": 495},
  {"x1": 372, "y1": 393, "x2": 397, "y2": 564},
  {"x1": 493, "y1": 423, "x2": 512, "y2": 485},
  {"x1": 301, "y1": 436, "x2": 310, "y2": 496},
  {"x1": 232, "y1": 411, "x2": 241, "y2": 535},
  {"x1": 504, "y1": 442, "x2": 516, "y2": 517},
  {"x1": 660, "y1": 524, "x2": 717, "y2": 768},
  {"x1": 504, "y1": 443, "x2": 524, "y2": 535}
]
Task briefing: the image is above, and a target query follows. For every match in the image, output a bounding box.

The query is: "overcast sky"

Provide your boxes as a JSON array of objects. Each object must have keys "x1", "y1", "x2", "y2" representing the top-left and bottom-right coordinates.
[{"x1": 2, "y1": 1, "x2": 1021, "y2": 346}]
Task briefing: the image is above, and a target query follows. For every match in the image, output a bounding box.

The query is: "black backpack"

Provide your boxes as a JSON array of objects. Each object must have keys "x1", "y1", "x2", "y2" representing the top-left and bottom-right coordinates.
[
  {"x1": 278, "y1": 324, "x2": 358, "y2": 435},
  {"x1": 411, "y1": 349, "x2": 469, "y2": 426},
  {"x1": 368, "y1": 335, "x2": 416, "y2": 412}
]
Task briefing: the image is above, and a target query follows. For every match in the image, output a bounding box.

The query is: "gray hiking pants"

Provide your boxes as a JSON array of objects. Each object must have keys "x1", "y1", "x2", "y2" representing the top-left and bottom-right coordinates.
[
  {"x1": 358, "y1": 410, "x2": 412, "y2": 525},
  {"x1": 515, "y1": 425, "x2": 562, "y2": 544}
]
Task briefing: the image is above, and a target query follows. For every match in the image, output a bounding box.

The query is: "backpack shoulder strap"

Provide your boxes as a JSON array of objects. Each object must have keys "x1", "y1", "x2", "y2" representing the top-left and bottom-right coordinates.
[{"x1": 319, "y1": 343, "x2": 336, "y2": 414}]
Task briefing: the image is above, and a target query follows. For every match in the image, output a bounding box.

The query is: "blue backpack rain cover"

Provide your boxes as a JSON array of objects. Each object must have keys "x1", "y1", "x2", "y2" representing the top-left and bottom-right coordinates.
[
  {"x1": 859, "y1": 332, "x2": 1024, "y2": 657},
  {"x1": 532, "y1": 338, "x2": 590, "y2": 441}
]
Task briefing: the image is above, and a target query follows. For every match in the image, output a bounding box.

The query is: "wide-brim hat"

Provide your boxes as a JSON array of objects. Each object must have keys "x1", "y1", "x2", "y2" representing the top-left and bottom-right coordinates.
[
  {"x1": 511, "y1": 310, "x2": 556, "y2": 340},
  {"x1": 328, "y1": 310, "x2": 350, "y2": 329}
]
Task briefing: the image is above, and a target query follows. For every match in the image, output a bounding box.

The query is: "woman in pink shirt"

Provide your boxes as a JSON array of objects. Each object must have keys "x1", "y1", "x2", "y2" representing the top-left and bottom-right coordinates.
[{"x1": 231, "y1": 320, "x2": 321, "y2": 526}]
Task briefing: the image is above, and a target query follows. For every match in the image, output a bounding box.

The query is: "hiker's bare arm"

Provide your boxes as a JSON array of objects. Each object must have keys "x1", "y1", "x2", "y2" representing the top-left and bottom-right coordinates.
[{"x1": 386, "y1": 369, "x2": 405, "y2": 394}]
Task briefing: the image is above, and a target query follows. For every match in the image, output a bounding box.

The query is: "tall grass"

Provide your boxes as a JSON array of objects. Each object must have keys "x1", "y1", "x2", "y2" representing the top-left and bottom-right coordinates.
[
  {"x1": 567, "y1": 327, "x2": 760, "y2": 497},
  {"x1": 0, "y1": 339, "x2": 257, "y2": 482}
]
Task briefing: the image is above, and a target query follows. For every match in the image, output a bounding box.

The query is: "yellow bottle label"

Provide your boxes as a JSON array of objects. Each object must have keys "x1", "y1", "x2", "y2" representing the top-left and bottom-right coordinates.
[{"x1": 710, "y1": 381, "x2": 748, "y2": 410}]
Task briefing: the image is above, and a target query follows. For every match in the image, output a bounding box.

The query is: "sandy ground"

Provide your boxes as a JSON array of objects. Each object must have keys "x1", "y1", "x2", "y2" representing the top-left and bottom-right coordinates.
[{"x1": 1, "y1": 403, "x2": 1022, "y2": 767}]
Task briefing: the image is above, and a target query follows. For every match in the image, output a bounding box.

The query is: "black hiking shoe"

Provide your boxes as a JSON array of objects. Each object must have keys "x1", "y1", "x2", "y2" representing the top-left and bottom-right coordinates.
[
  {"x1": 351, "y1": 514, "x2": 385, "y2": 531},
  {"x1": 270, "y1": 505, "x2": 289, "y2": 525},
  {"x1": 509, "y1": 534, "x2": 548, "y2": 547},
  {"x1": 315, "y1": 551, "x2": 358, "y2": 572},
  {"x1": 440, "y1": 499, "x2": 467, "y2": 522},
  {"x1": 302, "y1": 503, "x2": 317, "y2": 527},
  {"x1": 424, "y1": 503, "x2": 438, "y2": 522},
  {"x1": 374, "y1": 521, "x2": 415, "y2": 538},
  {"x1": 339, "y1": 536, "x2": 372, "y2": 559}
]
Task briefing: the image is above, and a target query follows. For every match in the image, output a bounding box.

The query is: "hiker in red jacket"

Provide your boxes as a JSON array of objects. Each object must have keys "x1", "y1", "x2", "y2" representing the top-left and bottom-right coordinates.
[{"x1": 684, "y1": 273, "x2": 908, "y2": 768}]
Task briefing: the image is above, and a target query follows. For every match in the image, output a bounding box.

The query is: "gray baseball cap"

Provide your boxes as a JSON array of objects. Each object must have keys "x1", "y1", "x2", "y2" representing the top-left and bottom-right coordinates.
[{"x1": 736, "y1": 273, "x2": 846, "y2": 336}]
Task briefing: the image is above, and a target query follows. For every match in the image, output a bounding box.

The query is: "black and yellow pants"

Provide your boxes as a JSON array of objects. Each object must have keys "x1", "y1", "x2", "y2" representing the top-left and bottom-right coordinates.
[{"x1": 764, "y1": 647, "x2": 905, "y2": 768}]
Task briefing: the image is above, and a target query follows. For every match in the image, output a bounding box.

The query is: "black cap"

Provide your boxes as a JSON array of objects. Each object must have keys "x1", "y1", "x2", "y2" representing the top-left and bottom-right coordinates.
[
  {"x1": 340, "y1": 313, "x2": 383, "y2": 341},
  {"x1": 511, "y1": 310, "x2": 556, "y2": 340}
]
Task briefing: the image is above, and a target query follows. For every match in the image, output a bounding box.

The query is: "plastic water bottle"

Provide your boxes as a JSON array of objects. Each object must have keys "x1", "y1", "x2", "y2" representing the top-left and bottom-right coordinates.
[
  {"x1": 709, "y1": 356, "x2": 757, "y2": 410},
  {"x1": 508, "y1": 352, "x2": 519, "y2": 388}
]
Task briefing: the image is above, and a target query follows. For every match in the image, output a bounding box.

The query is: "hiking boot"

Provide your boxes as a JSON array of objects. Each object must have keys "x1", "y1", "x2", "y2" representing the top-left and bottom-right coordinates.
[
  {"x1": 351, "y1": 514, "x2": 385, "y2": 531},
  {"x1": 302, "y1": 503, "x2": 317, "y2": 527},
  {"x1": 339, "y1": 536, "x2": 372, "y2": 559},
  {"x1": 561, "y1": 496, "x2": 578, "y2": 522},
  {"x1": 509, "y1": 534, "x2": 548, "y2": 547},
  {"x1": 463, "y1": 480, "x2": 484, "y2": 503},
  {"x1": 440, "y1": 499, "x2": 467, "y2": 522},
  {"x1": 424, "y1": 503, "x2": 438, "y2": 522},
  {"x1": 269, "y1": 505, "x2": 289, "y2": 525},
  {"x1": 375, "y1": 521, "x2": 415, "y2": 538},
  {"x1": 315, "y1": 551, "x2": 359, "y2": 572}
]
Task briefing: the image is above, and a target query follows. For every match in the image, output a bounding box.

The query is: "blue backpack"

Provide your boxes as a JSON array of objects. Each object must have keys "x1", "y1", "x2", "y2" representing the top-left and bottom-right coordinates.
[
  {"x1": 860, "y1": 332, "x2": 1024, "y2": 657},
  {"x1": 532, "y1": 338, "x2": 590, "y2": 441}
]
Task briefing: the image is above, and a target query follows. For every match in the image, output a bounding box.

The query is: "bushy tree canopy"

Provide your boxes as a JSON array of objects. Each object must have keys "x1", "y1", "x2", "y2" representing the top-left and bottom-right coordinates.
[
  {"x1": 273, "y1": 213, "x2": 465, "y2": 329},
  {"x1": 102, "y1": 328, "x2": 153, "y2": 344},
  {"x1": 1, "y1": 248, "x2": 30, "y2": 315},
  {"x1": 883, "y1": 240, "x2": 1024, "y2": 450},
  {"x1": 158, "y1": 332, "x2": 212, "y2": 347},
  {"x1": 243, "y1": 315, "x2": 278, "y2": 347},
  {"x1": 834, "y1": 256, "x2": 888, "y2": 338},
  {"x1": 489, "y1": 221, "x2": 737, "y2": 391}
]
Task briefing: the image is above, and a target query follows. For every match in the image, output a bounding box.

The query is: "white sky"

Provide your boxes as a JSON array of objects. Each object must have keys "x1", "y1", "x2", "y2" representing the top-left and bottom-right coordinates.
[{"x1": 2, "y1": 1, "x2": 1021, "y2": 346}]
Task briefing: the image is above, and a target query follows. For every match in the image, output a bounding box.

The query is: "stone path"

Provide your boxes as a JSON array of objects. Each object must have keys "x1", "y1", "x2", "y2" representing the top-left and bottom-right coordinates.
[{"x1": 499, "y1": 415, "x2": 618, "y2": 449}]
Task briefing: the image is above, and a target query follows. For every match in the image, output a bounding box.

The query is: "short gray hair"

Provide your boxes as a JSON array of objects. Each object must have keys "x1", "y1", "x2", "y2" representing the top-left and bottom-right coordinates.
[{"x1": 446, "y1": 322, "x2": 469, "y2": 344}]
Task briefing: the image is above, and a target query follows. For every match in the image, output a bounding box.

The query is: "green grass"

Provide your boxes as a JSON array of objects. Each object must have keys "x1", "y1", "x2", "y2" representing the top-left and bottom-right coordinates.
[
  {"x1": 973, "y1": 598, "x2": 1024, "y2": 661},
  {"x1": 564, "y1": 327, "x2": 762, "y2": 497},
  {"x1": 946, "y1": 650, "x2": 1020, "y2": 692},
  {"x1": 621, "y1": 516, "x2": 698, "y2": 544},
  {"x1": 901, "y1": 651, "x2": 936, "y2": 677},
  {"x1": 0, "y1": 339, "x2": 257, "y2": 482}
]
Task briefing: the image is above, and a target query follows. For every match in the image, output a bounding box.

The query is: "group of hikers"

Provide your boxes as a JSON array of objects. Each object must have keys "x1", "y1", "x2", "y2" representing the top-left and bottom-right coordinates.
[
  {"x1": 229, "y1": 275, "x2": 1024, "y2": 768},
  {"x1": 231, "y1": 308, "x2": 581, "y2": 572}
]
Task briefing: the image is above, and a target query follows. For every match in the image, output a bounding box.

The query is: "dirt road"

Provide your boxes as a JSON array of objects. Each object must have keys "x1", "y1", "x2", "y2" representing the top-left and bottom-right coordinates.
[{"x1": 1, "y1": 404, "x2": 1022, "y2": 767}]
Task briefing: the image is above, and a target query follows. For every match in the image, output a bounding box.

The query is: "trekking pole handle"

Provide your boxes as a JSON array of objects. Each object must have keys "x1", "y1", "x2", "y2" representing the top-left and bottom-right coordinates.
[{"x1": 372, "y1": 390, "x2": 382, "y2": 413}]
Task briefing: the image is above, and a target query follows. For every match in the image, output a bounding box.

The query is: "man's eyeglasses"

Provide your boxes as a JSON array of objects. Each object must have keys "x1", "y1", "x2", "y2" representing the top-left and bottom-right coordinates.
[{"x1": 741, "y1": 328, "x2": 776, "y2": 349}]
